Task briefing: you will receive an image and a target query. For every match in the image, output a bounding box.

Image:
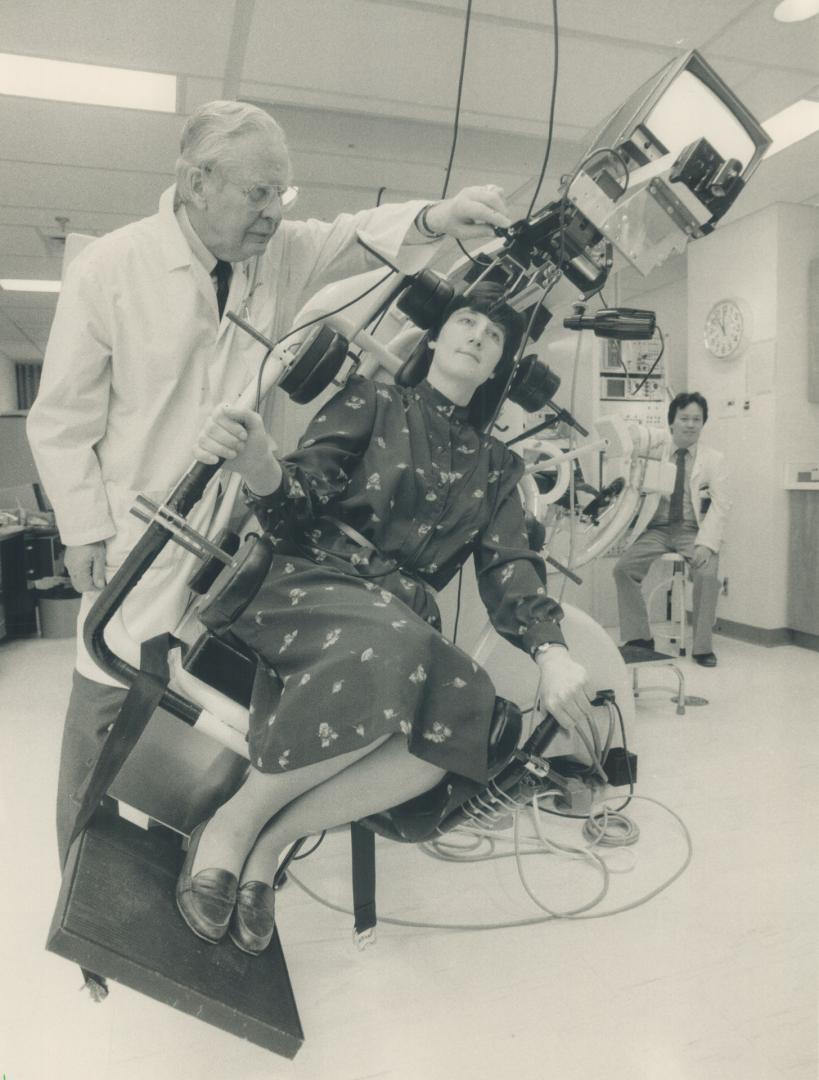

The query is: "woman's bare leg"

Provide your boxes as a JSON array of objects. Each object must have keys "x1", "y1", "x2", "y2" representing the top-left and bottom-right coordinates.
[
  {"x1": 191, "y1": 736, "x2": 392, "y2": 878},
  {"x1": 238, "y1": 735, "x2": 446, "y2": 885}
]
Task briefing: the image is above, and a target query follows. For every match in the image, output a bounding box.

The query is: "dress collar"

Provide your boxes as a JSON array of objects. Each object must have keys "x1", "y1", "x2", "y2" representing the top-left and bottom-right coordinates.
[{"x1": 415, "y1": 379, "x2": 471, "y2": 422}]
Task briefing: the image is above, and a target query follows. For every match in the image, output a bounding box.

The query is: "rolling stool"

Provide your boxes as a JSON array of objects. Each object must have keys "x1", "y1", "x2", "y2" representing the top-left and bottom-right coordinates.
[{"x1": 647, "y1": 552, "x2": 688, "y2": 657}]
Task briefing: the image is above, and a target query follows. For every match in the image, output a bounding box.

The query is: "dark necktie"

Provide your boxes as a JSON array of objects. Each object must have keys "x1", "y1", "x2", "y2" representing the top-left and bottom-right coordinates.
[
  {"x1": 212, "y1": 259, "x2": 232, "y2": 319},
  {"x1": 669, "y1": 447, "x2": 687, "y2": 523}
]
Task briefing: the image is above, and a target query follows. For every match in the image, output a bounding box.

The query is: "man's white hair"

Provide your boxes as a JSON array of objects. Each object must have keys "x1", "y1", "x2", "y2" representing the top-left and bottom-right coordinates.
[{"x1": 174, "y1": 100, "x2": 289, "y2": 205}]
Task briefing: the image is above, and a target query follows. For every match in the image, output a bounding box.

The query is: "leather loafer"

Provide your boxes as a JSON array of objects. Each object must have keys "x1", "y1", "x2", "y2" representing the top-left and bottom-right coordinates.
[
  {"x1": 693, "y1": 652, "x2": 717, "y2": 667},
  {"x1": 176, "y1": 821, "x2": 238, "y2": 943},
  {"x1": 229, "y1": 881, "x2": 277, "y2": 955}
]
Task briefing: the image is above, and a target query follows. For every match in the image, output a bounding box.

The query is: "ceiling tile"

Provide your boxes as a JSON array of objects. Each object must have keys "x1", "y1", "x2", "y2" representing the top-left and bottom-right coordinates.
[
  {"x1": 707, "y1": 1, "x2": 819, "y2": 71},
  {"x1": 0, "y1": 254, "x2": 65, "y2": 279},
  {"x1": 0, "y1": 202, "x2": 135, "y2": 236},
  {"x1": 0, "y1": 224, "x2": 47, "y2": 258},
  {"x1": 0, "y1": 162, "x2": 171, "y2": 219},
  {"x1": 242, "y1": 0, "x2": 677, "y2": 131},
  {"x1": 2, "y1": 0, "x2": 235, "y2": 77},
  {"x1": 0, "y1": 97, "x2": 182, "y2": 172},
  {"x1": 361, "y1": 0, "x2": 755, "y2": 49},
  {"x1": 729, "y1": 68, "x2": 819, "y2": 121}
]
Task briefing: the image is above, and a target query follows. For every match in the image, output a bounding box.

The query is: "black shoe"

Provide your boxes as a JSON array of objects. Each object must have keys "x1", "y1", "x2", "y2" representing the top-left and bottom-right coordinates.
[
  {"x1": 693, "y1": 652, "x2": 717, "y2": 667},
  {"x1": 229, "y1": 881, "x2": 277, "y2": 955},
  {"x1": 176, "y1": 822, "x2": 238, "y2": 943},
  {"x1": 624, "y1": 638, "x2": 655, "y2": 651}
]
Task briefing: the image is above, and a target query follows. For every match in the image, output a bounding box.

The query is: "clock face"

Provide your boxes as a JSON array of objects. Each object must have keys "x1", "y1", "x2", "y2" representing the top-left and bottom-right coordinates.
[{"x1": 704, "y1": 299, "x2": 746, "y2": 358}]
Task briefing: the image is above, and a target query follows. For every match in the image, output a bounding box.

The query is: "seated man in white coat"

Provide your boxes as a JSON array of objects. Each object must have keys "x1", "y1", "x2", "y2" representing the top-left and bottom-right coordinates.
[{"x1": 614, "y1": 391, "x2": 730, "y2": 667}]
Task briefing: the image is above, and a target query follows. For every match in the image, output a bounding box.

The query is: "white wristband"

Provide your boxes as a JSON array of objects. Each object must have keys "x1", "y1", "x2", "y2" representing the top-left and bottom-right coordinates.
[
  {"x1": 533, "y1": 641, "x2": 568, "y2": 659},
  {"x1": 415, "y1": 203, "x2": 444, "y2": 240}
]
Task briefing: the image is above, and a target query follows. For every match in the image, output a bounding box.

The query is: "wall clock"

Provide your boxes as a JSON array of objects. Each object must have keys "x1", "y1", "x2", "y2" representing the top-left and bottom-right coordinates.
[{"x1": 703, "y1": 298, "x2": 751, "y2": 358}]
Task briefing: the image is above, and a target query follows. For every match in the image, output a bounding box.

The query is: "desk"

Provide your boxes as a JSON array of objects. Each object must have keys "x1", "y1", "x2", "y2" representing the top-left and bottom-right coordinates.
[
  {"x1": 0, "y1": 525, "x2": 61, "y2": 638},
  {"x1": 0, "y1": 527, "x2": 25, "y2": 638}
]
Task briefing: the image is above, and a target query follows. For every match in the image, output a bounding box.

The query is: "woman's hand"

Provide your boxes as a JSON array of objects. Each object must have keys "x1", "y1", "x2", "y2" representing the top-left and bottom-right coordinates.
[
  {"x1": 534, "y1": 645, "x2": 594, "y2": 733},
  {"x1": 194, "y1": 404, "x2": 282, "y2": 495},
  {"x1": 424, "y1": 185, "x2": 512, "y2": 241}
]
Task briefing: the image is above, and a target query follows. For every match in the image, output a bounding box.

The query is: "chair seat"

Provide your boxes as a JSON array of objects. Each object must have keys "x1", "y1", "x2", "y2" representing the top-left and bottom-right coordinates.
[{"x1": 618, "y1": 643, "x2": 675, "y2": 664}]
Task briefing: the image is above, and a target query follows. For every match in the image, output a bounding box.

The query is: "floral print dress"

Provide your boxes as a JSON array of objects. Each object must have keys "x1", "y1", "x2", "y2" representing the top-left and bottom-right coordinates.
[{"x1": 232, "y1": 375, "x2": 565, "y2": 784}]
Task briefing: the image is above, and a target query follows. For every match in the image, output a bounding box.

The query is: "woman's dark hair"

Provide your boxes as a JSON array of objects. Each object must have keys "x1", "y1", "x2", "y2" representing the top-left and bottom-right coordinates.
[
  {"x1": 409, "y1": 283, "x2": 527, "y2": 430},
  {"x1": 668, "y1": 391, "x2": 708, "y2": 426}
]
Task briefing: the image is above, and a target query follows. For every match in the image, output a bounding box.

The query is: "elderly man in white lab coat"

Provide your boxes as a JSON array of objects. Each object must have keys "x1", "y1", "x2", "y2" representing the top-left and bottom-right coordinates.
[
  {"x1": 27, "y1": 98, "x2": 512, "y2": 898},
  {"x1": 614, "y1": 391, "x2": 730, "y2": 666}
]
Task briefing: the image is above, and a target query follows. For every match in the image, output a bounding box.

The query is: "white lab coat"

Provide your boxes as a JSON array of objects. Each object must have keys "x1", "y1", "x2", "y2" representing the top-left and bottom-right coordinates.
[
  {"x1": 27, "y1": 186, "x2": 439, "y2": 683},
  {"x1": 627, "y1": 429, "x2": 731, "y2": 554}
]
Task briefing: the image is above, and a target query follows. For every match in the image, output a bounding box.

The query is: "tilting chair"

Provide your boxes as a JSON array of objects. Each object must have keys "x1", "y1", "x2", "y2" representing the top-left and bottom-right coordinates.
[{"x1": 48, "y1": 479, "x2": 634, "y2": 1051}]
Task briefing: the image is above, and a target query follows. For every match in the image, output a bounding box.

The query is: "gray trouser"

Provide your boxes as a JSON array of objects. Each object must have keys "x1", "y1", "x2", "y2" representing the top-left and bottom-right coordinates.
[
  {"x1": 613, "y1": 523, "x2": 720, "y2": 655},
  {"x1": 56, "y1": 671, "x2": 128, "y2": 866}
]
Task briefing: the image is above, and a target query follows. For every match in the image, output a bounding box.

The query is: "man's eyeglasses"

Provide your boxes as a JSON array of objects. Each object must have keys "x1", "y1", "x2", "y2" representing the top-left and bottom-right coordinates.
[{"x1": 202, "y1": 164, "x2": 298, "y2": 210}]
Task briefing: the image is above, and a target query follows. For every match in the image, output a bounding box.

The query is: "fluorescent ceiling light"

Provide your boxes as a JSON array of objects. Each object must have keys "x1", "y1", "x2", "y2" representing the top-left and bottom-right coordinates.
[
  {"x1": 0, "y1": 279, "x2": 62, "y2": 293},
  {"x1": 763, "y1": 99, "x2": 819, "y2": 157},
  {"x1": 773, "y1": 0, "x2": 819, "y2": 20},
  {"x1": 0, "y1": 53, "x2": 176, "y2": 112}
]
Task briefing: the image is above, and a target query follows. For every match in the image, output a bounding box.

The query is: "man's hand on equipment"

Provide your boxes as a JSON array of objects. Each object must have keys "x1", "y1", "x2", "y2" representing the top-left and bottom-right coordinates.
[
  {"x1": 534, "y1": 645, "x2": 594, "y2": 733},
  {"x1": 64, "y1": 542, "x2": 107, "y2": 592},
  {"x1": 194, "y1": 404, "x2": 282, "y2": 495},
  {"x1": 424, "y1": 185, "x2": 512, "y2": 241}
]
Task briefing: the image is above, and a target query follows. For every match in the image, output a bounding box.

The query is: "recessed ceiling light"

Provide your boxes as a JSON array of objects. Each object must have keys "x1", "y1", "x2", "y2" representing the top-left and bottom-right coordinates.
[
  {"x1": 0, "y1": 279, "x2": 62, "y2": 293},
  {"x1": 0, "y1": 53, "x2": 176, "y2": 112},
  {"x1": 764, "y1": 99, "x2": 819, "y2": 156},
  {"x1": 773, "y1": 0, "x2": 819, "y2": 21}
]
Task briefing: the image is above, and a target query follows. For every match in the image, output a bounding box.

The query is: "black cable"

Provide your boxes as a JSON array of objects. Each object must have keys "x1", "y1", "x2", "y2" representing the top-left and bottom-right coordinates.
[
  {"x1": 252, "y1": 269, "x2": 397, "y2": 409},
  {"x1": 292, "y1": 831, "x2": 326, "y2": 860},
  {"x1": 629, "y1": 324, "x2": 665, "y2": 397},
  {"x1": 617, "y1": 344, "x2": 630, "y2": 381},
  {"x1": 594, "y1": 288, "x2": 630, "y2": 382},
  {"x1": 602, "y1": 699, "x2": 634, "y2": 813},
  {"x1": 456, "y1": 238, "x2": 485, "y2": 267},
  {"x1": 525, "y1": 0, "x2": 560, "y2": 219},
  {"x1": 538, "y1": 698, "x2": 634, "y2": 821},
  {"x1": 452, "y1": 565, "x2": 464, "y2": 642},
  {"x1": 441, "y1": 0, "x2": 473, "y2": 199}
]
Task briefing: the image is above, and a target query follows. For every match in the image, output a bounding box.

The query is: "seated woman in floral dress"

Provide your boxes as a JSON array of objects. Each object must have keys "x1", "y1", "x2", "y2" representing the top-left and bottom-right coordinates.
[{"x1": 176, "y1": 283, "x2": 594, "y2": 954}]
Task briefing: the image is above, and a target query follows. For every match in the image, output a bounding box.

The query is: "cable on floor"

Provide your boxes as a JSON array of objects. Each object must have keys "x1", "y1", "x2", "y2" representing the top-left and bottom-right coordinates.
[{"x1": 285, "y1": 791, "x2": 692, "y2": 931}]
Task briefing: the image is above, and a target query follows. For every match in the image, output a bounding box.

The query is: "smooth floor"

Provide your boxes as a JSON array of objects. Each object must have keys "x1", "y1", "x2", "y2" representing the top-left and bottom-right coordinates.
[{"x1": 1, "y1": 630, "x2": 817, "y2": 1080}]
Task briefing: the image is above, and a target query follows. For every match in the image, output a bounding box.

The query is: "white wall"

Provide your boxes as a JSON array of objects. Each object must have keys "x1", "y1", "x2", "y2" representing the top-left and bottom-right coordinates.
[
  {"x1": 774, "y1": 205, "x2": 819, "y2": 474},
  {"x1": 687, "y1": 203, "x2": 819, "y2": 632}
]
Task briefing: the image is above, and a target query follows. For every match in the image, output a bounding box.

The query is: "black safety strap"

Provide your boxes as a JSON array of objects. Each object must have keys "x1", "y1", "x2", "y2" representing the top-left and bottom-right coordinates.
[
  {"x1": 66, "y1": 633, "x2": 173, "y2": 856},
  {"x1": 350, "y1": 822, "x2": 377, "y2": 937}
]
